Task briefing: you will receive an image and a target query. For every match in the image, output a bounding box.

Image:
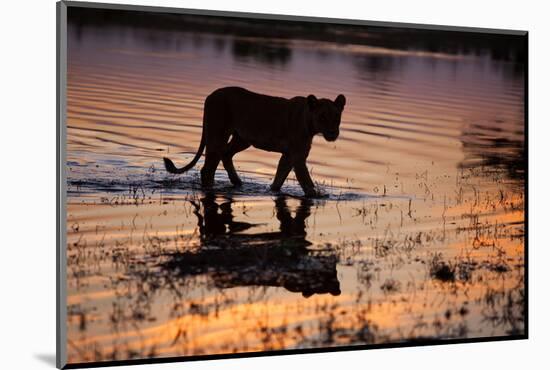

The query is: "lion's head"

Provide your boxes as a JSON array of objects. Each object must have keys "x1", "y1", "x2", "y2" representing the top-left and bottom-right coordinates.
[{"x1": 307, "y1": 94, "x2": 346, "y2": 142}]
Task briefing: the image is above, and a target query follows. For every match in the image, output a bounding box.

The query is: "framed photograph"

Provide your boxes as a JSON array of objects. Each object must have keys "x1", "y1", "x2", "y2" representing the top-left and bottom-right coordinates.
[{"x1": 57, "y1": 1, "x2": 527, "y2": 368}]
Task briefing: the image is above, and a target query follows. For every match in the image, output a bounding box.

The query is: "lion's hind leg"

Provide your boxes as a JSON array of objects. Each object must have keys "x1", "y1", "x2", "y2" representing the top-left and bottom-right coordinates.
[
  {"x1": 200, "y1": 152, "x2": 221, "y2": 188},
  {"x1": 200, "y1": 133, "x2": 228, "y2": 188},
  {"x1": 222, "y1": 134, "x2": 250, "y2": 186}
]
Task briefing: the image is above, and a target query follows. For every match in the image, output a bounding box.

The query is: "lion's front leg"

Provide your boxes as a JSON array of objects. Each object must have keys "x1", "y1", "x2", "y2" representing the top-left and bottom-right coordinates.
[
  {"x1": 270, "y1": 154, "x2": 292, "y2": 192},
  {"x1": 292, "y1": 159, "x2": 319, "y2": 198}
]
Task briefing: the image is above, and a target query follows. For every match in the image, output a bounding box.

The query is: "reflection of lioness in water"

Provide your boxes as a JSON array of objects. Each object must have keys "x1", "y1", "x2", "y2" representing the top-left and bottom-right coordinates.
[{"x1": 163, "y1": 86, "x2": 346, "y2": 197}]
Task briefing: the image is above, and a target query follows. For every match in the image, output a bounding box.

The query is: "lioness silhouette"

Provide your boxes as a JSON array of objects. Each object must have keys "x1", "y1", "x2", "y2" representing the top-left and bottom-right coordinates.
[{"x1": 163, "y1": 86, "x2": 346, "y2": 197}]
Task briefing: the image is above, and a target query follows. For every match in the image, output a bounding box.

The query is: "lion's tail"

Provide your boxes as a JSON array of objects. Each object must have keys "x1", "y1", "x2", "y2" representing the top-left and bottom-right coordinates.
[{"x1": 163, "y1": 129, "x2": 206, "y2": 175}]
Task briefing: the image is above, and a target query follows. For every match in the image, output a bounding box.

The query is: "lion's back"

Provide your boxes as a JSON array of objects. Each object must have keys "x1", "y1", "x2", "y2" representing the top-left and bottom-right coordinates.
[{"x1": 202, "y1": 86, "x2": 309, "y2": 153}]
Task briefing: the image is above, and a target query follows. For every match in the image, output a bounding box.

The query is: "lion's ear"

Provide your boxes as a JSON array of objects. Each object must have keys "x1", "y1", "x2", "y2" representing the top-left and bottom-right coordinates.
[
  {"x1": 335, "y1": 94, "x2": 346, "y2": 110},
  {"x1": 307, "y1": 95, "x2": 318, "y2": 109}
]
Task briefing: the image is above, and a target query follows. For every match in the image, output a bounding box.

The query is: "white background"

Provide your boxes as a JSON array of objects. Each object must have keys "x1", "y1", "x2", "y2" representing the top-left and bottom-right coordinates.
[{"x1": 1, "y1": 0, "x2": 548, "y2": 368}]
